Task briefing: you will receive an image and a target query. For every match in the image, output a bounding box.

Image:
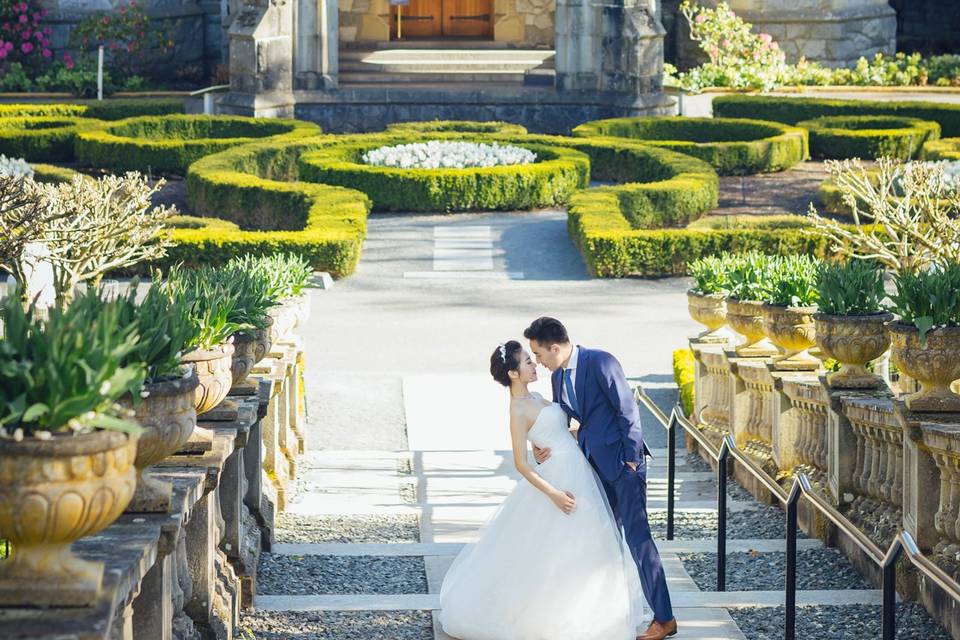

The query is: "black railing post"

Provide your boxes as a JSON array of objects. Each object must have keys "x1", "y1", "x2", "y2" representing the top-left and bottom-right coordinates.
[
  {"x1": 667, "y1": 409, "x2": 678, "y2": 541},
  {"x1": 784, "y1": 479, "x2": 802, "y2": 640},
  {"x1": 882, "y1": 538, "x2": 903, "y2": 640},
  {"x1": 717, "y1": 439, "x2": 730, "y2": 592}
]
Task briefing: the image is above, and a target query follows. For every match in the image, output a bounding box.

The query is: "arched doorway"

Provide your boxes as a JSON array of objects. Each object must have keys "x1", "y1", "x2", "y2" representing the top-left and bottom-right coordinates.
[{"x1": 389, "y1": 0, "x2": 494, "y2": 39}]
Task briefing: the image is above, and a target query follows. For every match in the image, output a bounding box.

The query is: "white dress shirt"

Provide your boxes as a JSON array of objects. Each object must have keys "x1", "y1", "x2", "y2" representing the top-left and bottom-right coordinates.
[{"x1": 561, "y1": 346, "x2": 580, "y2": 409}]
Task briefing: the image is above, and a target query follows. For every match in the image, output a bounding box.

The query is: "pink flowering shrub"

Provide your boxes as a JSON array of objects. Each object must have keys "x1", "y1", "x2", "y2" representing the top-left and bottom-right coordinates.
[
  {"x1": 674, "y1": 0, "x2": 786, "y2": 92},
  {"x1": 69, "y1": 0, "x2": 175, "y2": 79},
  {"x1": 0, "y1": 0, "x2": 54, "y2": 68}
]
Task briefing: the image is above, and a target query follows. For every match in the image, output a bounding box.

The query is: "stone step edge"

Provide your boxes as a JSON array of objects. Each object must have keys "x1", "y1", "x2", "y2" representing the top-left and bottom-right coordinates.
[
  {"x1": 269, "y1": 539, "x2": 825, "y2": 557},
  {"x1": 252, "y1": 589, "x2": 883, "y2": 612}
]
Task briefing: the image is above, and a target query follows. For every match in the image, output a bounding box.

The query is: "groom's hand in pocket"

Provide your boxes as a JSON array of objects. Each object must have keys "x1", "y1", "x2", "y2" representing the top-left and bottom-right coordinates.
[{"x1": 533, "y1": 445, "x2": 551, "y2": 464}]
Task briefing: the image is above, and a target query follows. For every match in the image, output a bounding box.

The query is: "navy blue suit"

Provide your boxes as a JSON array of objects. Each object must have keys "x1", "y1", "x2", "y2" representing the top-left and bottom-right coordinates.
[{"x1": 552, "y1": 346, "x2": 674, "y2": 624}]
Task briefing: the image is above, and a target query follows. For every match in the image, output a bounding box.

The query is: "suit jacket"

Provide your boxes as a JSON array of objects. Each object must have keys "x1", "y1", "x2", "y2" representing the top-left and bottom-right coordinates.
[{"x1": 552, "y1": 346, "x2": 651, "y2": 482}]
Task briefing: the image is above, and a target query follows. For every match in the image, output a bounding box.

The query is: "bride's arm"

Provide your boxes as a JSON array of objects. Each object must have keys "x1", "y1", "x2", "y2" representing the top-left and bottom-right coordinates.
[{"x1": 510, "y1": 412, "x2": 575, "y2": 514}]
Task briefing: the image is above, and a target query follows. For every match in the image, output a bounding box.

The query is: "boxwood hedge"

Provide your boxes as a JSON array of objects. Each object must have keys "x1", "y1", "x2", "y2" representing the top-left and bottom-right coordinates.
[
  {"x1": 571, "y1": 116, "x2": 808, "y2": 175},
  {"x1": 797, "y1": 115, "x2": 940, "y2": 160},
  {"x1": 298, "y1": 139, "x2": 589, "y2": 212},
  {"x1": 386, "y1": 120, "x2": 528, "y2": 135},
  {"x1": 0, "y1": 116, "x2": 101, "y2": 162},
  {"x1": 713, "y1": 94, "x2": 960, "y2": 137},
  {"x1": 922, "y1": 138, "x2": 960, "y2": 161},
  {"x1": 75, "y1": 115, "x2": 321, "y2": 174}
]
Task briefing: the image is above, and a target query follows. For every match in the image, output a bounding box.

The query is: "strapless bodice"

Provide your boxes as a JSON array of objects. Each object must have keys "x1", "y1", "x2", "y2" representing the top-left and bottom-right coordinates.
[{"x1": 527, "y1": 403, "x2": 580, "y2": 453}]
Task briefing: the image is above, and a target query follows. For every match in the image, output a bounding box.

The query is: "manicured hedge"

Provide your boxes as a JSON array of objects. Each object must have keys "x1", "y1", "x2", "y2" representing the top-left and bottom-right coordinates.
[
  {"x1": 298, "y1": 139, "x2": 589, "y2": 212},
  {"x1": 0, "y1": 116, "x2": 100, "y2": 162},
  {"x1": 713, "y1": 94, "x2": 960, "y2": 138},
  {"x1": 169, "y1": 135, "x2": 369, "y2": 278},
  {"x1": 386, "y1": 120, "x2": 528, "y2": 135},
  {"x1": 673, "y1": 348, "x2": 695, "y2": 418},
  {"x1": 75, "y1": 115, "x2": 321, "y2": 174},
  {"x1": 166, "y1": 215, "x2": 241, "y2": 231},
  {"x1": 0, "y1": 98, "x2": 185, "y2": 120},
  {"x1": 922, "y1": 138, "x2": 960, "y2": 161},
  {"x1": 797, "y1": 115, "x2": 940, "y2": 160},
  {"x1": 31, "y1": 163, "x2": 78, "y2": 184},
  {"x1": 571, "y1": 116, "x2": 808, "y2": 175}
]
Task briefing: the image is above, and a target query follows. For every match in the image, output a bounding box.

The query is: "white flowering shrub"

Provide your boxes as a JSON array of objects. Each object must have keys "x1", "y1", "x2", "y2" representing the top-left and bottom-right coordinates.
[
  {"x1": 0, "y1": 155, "x2": 34, "y2": 179},
  {"x1": 362, "y1": 140, "x2": 537, "y2": 169},
  {"x1": 893, "y1": 160, "x2": 960, "y2": 197}
]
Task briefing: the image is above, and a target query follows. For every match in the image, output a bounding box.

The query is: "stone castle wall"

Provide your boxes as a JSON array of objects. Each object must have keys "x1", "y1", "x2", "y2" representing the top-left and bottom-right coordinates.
[
  {"x1": 665, "y1": 0, "x2": 898, "y2": 69},
  {"x1": 40, "y1": 0, "x2": 221, "y2": 83}
]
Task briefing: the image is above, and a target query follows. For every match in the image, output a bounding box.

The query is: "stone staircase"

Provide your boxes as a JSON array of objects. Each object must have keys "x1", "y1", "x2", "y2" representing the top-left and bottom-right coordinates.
[{"x1": 337, "y1": 44, "x2": 555, "y2": 86}]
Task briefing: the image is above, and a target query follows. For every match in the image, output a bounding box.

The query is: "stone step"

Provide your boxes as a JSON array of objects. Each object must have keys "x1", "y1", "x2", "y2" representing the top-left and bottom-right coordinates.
[
  {"x1": 338, "y1": 71, "x2": 529, "y2": 84},
  {"x1": 341, "y1": 40, "x2": 551, "y2": 51},
  {"x1": 253, "y1": 589, "x2": 882, "y2": 612},
  {"x1": 269, "y1": 538, "x2": 825, "y2": 557}
]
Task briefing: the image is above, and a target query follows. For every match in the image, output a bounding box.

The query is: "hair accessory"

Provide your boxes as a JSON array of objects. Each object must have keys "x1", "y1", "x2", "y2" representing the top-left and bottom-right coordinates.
[{"x1": 498, "y1": 343, "x2": 507, "y2": 363}]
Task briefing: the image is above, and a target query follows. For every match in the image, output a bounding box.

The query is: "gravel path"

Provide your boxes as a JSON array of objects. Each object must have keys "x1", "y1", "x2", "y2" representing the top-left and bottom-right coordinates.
[
  {"x1": 275, "y1": 514, "x2": 420, "y2": 543},
  {"x1": 680, "y1": 549, "x2": 868, "y2": 591},
  {"x1": 257, "y1": 554, "x2": 428, "y2": 595},
  {"x1": 728, "y1": 603, "x2": 950, "y2": 640},
  {"x1": 238, "y1": 610, "x2": 434, "y2": 640},
  {"x1": 649, "y1": 504, "x2": 803, "y2": 541},
  {"x1": 685, "y1": 451, "x2": 712, "y2": 473}
]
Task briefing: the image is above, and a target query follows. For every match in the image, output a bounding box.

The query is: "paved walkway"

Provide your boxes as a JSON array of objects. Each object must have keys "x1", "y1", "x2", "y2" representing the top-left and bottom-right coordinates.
[{"x1": 242, "y1": 209, "x2": 886, "y2": 639}]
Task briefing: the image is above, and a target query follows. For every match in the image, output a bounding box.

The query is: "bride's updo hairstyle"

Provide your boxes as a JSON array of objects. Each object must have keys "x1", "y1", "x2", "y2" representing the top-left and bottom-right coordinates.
[{"x1": 490, "y1": 340, "x2": 523, "y2": 387}]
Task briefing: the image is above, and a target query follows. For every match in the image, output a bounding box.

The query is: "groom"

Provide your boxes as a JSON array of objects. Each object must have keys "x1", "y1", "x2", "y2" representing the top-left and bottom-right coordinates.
[{"x1": 525, "y1": 317, "x2": 677, "y2": 640}]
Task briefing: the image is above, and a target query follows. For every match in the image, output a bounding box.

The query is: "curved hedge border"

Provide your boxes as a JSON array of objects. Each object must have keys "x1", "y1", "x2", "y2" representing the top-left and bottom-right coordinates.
[
  {"x1": 571, "y1": 116, "x2": 809, "y2": 175},
  {"x1": 298, "y1": 139, "x2": 589, "y2": 212},
  {"x1": 0, "y1": 116, "x2": 101, "y2": 162},
  {"x1": 75, "y1": 115, "x2": 321, "y2": 174},
  {"x1": 386, "y1": 120, "x2": 527, "y2": 135},
  {"x1": 713, "y1": 94, "x2": 960, "y2": 138},
  {"x1": 167, "y1": 135, "x2": 369, "y2": 278},
  {"x1": 797, "y1": 115, "x2": 940, "y2": 160},
  {"x1": 922, "y1": 138, "x2": 960, "y2": 161},
  {"x1": 0, "y1": 98, "x2": 185, "y2": 120}
]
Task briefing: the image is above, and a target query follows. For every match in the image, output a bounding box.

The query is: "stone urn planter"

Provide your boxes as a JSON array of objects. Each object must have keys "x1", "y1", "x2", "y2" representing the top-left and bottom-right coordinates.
[
  {"x1": 181, "y1": 341, "x2": 235, "y2": 416},
  {"x1": 231, "y1": 332, "x2": 258, "y2": 386},
  {"x1": 126, "y1": 367, "x2": 200, "y2": 512},
  {"x1": 725, "y1": 298, "x2": 778, "y2": 357},
  {"x1": 254, "y1": 315, "x2": 274, "y2": 363},
  {"x1": 290, "y1": 292, "x2": 311, "y2": 329},
  {"x1": 761, "y1": 304, "x2": 820, "y2": 371},
  {"x1": 889, "y1": 323, "x2": 960, "y2": 412},
  {"x1": 687, "y1": 290, "x2": 727, "y2": 342},
  {"x1": 268, "y1": 303, "x2": 296, "y2": 345},
  {"x1": 814, "y1": 312, "x2": 894, "y2": 389},
  {"x1": 0, "y1": 430, "x2": 138, "y2": 605}
]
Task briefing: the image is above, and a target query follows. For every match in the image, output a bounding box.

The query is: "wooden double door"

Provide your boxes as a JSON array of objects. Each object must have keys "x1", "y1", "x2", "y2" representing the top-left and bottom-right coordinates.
[{"x1": 390, "y1": 0, "x2": 493, "y2": 39}]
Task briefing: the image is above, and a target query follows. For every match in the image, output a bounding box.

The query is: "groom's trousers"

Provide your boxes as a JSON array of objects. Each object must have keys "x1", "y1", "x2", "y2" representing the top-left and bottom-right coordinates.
[{"x1": 601, "y1": 466, "x2": 674, "y2": 624}]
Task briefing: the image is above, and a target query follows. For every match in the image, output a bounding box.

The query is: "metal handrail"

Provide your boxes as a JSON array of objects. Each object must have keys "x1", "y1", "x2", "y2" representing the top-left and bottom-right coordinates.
[{"x1": 636, "y1": 384, "x2": 960, "y2": 640}]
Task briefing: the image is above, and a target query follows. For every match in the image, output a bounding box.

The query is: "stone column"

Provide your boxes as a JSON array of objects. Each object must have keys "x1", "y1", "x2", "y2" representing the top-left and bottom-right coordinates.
[
  {"x1": 555, "y1": 0, "x2": 664, "y2": 94},
  {"x1": 674, "y1": 0, "x2": 896, "y2": 68},
  {"x1": 220, "y1": 0, "x2": 297, "y2": 117},
  {"x1": 293, "y1": 0, "x2": 338, "y2": 88}
]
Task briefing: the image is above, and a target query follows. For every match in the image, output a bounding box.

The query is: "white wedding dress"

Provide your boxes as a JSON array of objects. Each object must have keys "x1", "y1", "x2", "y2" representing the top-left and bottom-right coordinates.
[{"x1": 439, "y1": 402, "x2": 648, "y2": 640}]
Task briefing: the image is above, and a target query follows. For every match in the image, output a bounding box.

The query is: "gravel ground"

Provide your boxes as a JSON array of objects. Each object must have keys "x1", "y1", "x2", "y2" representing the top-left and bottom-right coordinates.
[
  {"x1": 728, "y1": 603, "x2": 951, "y2": 640},
  {"x1": 685, "y1": 451, "x2": 712, "y2": 473},
  {"x1": 274, "y1": 514, "x2": 420, "y2": 543},
  {"x1": 680, "y1": 548, "x2": 868, "y2": 591},
  {"x1": 257, "y1": 554, "x2": 428, "y2": 595},
  {"x1": 649, "y1": 505, "x2": 802, "y2": 541},
  {"x1": 238, "y1": 610, "x2": 434, "y2": 640}
]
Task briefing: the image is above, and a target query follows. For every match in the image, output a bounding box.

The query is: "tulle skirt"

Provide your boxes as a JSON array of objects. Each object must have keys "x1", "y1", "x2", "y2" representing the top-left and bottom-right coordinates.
[{"x1": 439, "y1": 448, "x2": 647, "y2": 640}]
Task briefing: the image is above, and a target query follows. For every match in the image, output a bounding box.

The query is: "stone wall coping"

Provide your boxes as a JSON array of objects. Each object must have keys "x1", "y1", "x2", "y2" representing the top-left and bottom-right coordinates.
[
  {"x1": 782, "y1": 375, "x2": 829, "y2": 404},
  {"x1": 0, "y1": 471, "x2": 206, "y2": 639},
  {"x1": 841, "y1": 394, "x2": 899, "y2": 430}
]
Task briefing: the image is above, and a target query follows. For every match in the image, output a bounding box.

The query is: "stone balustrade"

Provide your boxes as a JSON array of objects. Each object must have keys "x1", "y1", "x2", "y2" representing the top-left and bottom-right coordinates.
[
  {"x1": 0, "y1": 299, "x2": 309, "y2": 640},
  {"x1": 689, "y1": 336, "x2": 960, "y2": 638}
]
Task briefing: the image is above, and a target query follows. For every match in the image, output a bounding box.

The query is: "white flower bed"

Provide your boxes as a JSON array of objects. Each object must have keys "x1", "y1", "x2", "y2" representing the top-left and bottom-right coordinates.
[
  {"x1": 0, "y1": 155, "x2": 34, "y2": 179},
  {"x1": 362, "y1": 140, "x2": 536, "y2": 170}
]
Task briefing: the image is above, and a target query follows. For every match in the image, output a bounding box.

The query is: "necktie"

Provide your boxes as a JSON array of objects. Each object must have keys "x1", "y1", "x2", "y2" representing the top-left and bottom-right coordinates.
[{"x1": 563, "y1": 368, "x2": 580, "y2": 417}]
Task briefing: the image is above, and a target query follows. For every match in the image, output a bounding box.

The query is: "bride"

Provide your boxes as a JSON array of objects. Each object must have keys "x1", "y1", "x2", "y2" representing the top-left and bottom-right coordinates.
[{"x1": 439, "y1": 340, "x2": 648, "y2": 640}]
